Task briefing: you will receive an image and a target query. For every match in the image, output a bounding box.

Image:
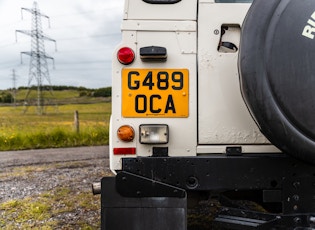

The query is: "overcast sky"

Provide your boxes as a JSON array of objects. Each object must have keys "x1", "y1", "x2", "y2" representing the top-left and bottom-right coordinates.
[{"x1": 0, "y1": 0, "x2": 124, "y2": 90}]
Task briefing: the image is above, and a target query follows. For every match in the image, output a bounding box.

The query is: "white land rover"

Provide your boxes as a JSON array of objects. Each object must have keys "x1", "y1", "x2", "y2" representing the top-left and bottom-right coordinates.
[{"x1": 94, "y1": 0, "x2": 315, "y2": 229}]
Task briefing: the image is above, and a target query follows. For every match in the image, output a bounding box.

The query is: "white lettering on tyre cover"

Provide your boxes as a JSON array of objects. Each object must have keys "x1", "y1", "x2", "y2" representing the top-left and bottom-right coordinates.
[{"x1": 302, "y1": 11, "x2": 315, "y2": 39}]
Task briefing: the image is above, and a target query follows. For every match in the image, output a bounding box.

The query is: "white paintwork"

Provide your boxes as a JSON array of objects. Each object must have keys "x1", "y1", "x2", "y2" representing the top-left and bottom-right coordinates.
[
  {"x1": 110, "y1": 0, "x2": 279, "y2": 171},
  {"x1": 124, "y1": 0, "x2": 197, "y2": 20},
  {"x1": 198, "y1": 3, "x2": 273, "y2": 145},
  {"x1": 110, "y1": 4, "x2": 198, "y2": 170}
]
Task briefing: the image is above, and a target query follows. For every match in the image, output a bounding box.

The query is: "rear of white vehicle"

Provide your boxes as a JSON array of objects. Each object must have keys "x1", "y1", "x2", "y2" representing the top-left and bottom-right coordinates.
[
  {"x1": 97, "y1": 0, "x2": 315, "y2": 229},
  {"x1": 110, "y1": 0, "x2": 196, "y2": 171},
  {"x1": 110, "y1": 0, "x2": 277, "y2": 173}
]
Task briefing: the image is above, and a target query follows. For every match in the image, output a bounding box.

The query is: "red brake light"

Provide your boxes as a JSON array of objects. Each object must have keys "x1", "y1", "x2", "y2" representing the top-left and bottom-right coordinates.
[{"x1": 117, "y1": 47, "x2": 135, "y2": 65}]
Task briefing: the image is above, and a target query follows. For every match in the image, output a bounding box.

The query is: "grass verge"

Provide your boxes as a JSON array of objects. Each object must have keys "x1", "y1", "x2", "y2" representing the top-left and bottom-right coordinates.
[
  {"x1": 0, "y1": 189, "x2": 100, "y2": 230},
  {"x1": 0, "y1": 102, "x2": 110, "y2": 150}
]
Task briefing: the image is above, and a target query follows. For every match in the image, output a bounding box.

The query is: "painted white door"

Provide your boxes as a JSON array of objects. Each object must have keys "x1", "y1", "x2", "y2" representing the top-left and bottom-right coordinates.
[{"x1": 197, "y1": 1, "x2": 271, "y2": 148}]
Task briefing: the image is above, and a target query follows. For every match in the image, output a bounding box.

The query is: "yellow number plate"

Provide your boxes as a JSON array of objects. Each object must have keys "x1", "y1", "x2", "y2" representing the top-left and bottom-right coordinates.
[{"x1": 122, "y1": 69, "x2": 189, "y2": 117}]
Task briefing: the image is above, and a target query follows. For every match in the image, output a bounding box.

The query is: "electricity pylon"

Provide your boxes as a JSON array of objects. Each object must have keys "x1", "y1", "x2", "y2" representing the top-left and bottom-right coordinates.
[
  {"x1": 11, "y1": 69, "x2": 18, "y2": 106},
  {"x1": 16, "y1": 1, "x2": 57, "y2": 115}
]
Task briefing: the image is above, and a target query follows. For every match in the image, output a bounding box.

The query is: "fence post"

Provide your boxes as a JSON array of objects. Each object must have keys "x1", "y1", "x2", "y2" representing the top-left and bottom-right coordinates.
[{"x1": 74, "y1": 110, "x2": 79, "y2": 133}]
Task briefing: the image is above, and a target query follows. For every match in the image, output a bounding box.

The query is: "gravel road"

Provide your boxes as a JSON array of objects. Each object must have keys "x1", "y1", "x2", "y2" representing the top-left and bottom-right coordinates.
[
  {"x1": 0, "y1": 146, "x2": 110, "y2": 201},
  {"x1": 0, "y1": 146, "x2": 217, "y2": 229},
  {"x1": 0, "y1": 146, "x2": 111, "y2": 229},
  {"x1": 0, "y1": 145, "x2": 109, "y2": 168}
]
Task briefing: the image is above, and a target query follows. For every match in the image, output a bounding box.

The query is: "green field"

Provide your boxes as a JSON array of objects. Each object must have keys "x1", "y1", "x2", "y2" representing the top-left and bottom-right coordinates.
[{"x1": 0, "y1": 101, "x2": 111, "y2": 150}]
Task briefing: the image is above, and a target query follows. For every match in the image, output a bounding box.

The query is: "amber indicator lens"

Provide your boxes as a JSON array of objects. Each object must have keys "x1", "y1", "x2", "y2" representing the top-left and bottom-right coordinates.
[{"x1": 117, "y1": 125, "x2": 135, "y2": 142}]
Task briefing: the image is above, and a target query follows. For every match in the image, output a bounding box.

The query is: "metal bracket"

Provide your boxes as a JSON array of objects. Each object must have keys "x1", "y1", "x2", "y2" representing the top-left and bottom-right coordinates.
[
  {"x1": 226, "y1": 146, "x2": 242, "y2": 156},
  {"x1": 116, "y1": 171, "x2": 186, "y2": 198},
  {"x1": 213, "y1": 207, "x2": 315, "y2": 229}
]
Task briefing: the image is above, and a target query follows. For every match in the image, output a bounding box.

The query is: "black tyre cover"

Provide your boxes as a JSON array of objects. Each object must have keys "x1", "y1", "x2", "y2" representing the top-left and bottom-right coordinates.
[{"x1": 239, "y1": 0, "x2": 315, "y2": 164}]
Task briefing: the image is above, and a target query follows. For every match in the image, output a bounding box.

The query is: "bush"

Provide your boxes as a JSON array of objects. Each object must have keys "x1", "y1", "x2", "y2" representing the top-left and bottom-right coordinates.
[
  {"x1": 93, "y1": 87, "x2": 111, "y2": 97},
  {"x1": 0, "y1": 92, "x2": 13, "y2": 103}
]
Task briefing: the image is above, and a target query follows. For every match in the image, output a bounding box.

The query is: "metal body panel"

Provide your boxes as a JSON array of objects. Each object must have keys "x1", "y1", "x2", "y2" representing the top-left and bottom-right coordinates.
[
  {"x1": 197, "y1": 145, "x2": 279, "y2": 154},
  {"x1": 197, "y1": 3, "x2": 271, "y2": 145},
  {"x1": 104, "y1": 1, "x2": 315, "y2": 229},
  {"x1": 124, "y1": 0, "x2": 197, "y2": 20},
  {"x1": 110, "y1": 0, "x2": 280, "y2": 171},
  {"x1": 111, "y1": 19, "x2": 197, "y2": 170}
]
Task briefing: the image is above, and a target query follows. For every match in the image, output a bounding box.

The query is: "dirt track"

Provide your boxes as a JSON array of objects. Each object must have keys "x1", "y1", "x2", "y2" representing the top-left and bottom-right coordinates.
[{"x1": 0, "y1": 145, "x2": 109, "y2": 168}]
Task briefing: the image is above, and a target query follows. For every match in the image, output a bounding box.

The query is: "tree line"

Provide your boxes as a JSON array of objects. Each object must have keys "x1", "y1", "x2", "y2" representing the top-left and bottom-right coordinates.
[{"x1": 0, "y1": 86, "x2": 112, "y2": 103}]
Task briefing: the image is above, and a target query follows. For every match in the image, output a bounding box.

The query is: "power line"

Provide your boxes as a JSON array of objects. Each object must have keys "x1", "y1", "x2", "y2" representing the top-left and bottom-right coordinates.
[
  {"x1": 0, "y1": 32, "x2": 120, "y2": 48},
  {"x1": 0, "y1": 2, "x2": 121, "y2": 90},
  {"x1": 55, "y1": 33, "x2": 119, "y2": 41},
  {"x1": 0, "y1": 4, "x2": 123, "y2": 29},
  {"x1": 47, "y1": 6, "x2": 124, "y2": 18}
]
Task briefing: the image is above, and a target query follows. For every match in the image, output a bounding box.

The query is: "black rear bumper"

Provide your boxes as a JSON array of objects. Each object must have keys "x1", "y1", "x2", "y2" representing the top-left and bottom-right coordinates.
[{"x1": 101, "y1": 154, "x2": 315, "y2": 229}]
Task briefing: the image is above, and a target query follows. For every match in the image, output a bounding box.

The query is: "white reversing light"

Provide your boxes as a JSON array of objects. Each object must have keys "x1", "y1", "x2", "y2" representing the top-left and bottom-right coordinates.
[{"x1": 139, "y1": 124, "x2": 169, "y2": 144}]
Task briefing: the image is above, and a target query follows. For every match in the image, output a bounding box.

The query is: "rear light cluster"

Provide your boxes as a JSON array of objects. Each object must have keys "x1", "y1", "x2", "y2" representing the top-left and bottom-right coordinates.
[
  {"x1": 113, "y1": 125, "x2": 169, "y2": 155},
  {"x1": 114, "y1": 47, "x2": 135, "y2": 155},
  {"x1": 117, "y1": 47, "x2": 135, "y2": 65},
  {"x1": 117, "y1": 46, "x2": 168, "y2": 64},
  {"x1": 115, "y1": 47, "x2": 170, "y2": 155},
  {"x1": 114, "y1": 125, "x2": 136, "y2": 155}
]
